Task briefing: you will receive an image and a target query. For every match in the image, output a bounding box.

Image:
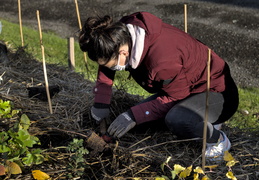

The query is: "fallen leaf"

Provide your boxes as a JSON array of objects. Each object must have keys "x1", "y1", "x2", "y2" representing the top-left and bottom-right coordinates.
[
  {"x1": 194, "y1": 166, "x2": 205, "y2": 174},
  {"x1": 204, "y1": 164, "x2": 218, "y2": 171},
  {"x1": 193, "y1": 173, "x2": 200, "y2": 180},
  {"x1": 224, "y1": 151, "x2": 234, "y2": 162},
  {"x1": 0, "y1": 164, "x2": 5, "y2": 175},
  {"x1": 226, "y1": 171, "x2": 237, "y2": 180},
  {"x1": 5, "y1": 161, "x2": 22, "y2": 175},
  {"x1": 179, "y1": 165, "x2": 192, "y2": 178},
  {"x1": 226, "y1": 159, "x2": 239, "y2": 167},
  {"x1": 201, "y1": 175, "x2": 210, "y2": 180},
  {"x1": 155, "y1": 177, "x2": 168, "y2": 180},
  {"x1": 173, "y1": 164, "x2": 185, "y2": 174},
  {"x1": 32, "y1": 170, "x2": 50, "y2": 180}
]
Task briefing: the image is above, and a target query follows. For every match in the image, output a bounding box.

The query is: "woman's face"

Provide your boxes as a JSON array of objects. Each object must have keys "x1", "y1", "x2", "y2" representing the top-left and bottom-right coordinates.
[{"x1": 98, "y1": 44, "x2": 129, "y2": 69}]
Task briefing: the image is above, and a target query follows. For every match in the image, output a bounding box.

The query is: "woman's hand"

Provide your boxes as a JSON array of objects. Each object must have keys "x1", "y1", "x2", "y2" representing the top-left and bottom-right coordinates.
[
  {"x1": 108, "y1": 112, "x2": 136, "y2": 138},
  {"x1": 91, "y1": 104, "x2": 110, "y2": 124}
]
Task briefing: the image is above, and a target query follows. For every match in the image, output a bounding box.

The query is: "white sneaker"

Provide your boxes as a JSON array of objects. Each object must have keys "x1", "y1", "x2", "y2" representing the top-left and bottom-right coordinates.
[{"x1": 205, "y1": 131, "x2": 231, "y2": 162}]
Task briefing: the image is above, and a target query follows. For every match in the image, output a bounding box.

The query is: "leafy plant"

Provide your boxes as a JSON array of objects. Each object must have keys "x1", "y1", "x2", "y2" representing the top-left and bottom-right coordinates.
[
  {"x1": 0, "y1": 99, "x2": 44, "y2": 177},
  {"x1": 0, "y1": 114, "x2": 44, "y2": 166},
  {"x1": 66, "y1": 138, "x2": 89, "y2": 178},
  {"x1": 0, "y1": 99, "x2": 19, "y2": 118}
]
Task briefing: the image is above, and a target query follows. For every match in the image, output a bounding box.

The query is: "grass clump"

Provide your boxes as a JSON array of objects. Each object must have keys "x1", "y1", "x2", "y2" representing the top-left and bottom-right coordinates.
[{"x1": 227, "y1": 87, "x2": 259, "y2": 133}]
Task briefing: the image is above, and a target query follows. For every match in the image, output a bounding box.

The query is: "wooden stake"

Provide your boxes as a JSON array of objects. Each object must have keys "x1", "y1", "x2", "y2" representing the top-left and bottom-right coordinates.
[
  {"x1": 36, "y1": 10, "x2": 53, "y2": 114},
  {"x1": 68, "y1": 37, "x2": 75, "y2": 70},
  {"x1": 74, "y1": 0, "x2": 89, "y2": 71},
  {"x1": 184, "y1": 4, "x2": 188, "y2": 33},
  {"x1": 74, "y1": 0, "x2": 82, "y2": 30},
  {"x1": 18, "y1": 0, "x2": 24, "y2": 47},
  {"x1": 202, "y1": 48, "x2": 211, "y2": 169}
]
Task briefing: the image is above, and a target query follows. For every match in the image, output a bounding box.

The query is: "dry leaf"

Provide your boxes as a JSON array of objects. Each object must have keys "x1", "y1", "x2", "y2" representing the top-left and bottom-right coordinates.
[
  {"x1": 5, "y1": 161, "x2": 22, "y2": 175},
  {"x1": 224, "y1": 151, "x2": 238, "y2": 167},
  {"x1": 194, "y1": 166, "x2": 205, "y2": 174},
  {"x1": 32, "y1": 170, "x2": 50, "y2": 180},
  {"x1": 201, "y1": 175, "x2": 210, "y2": 180},
  {"x1": 226, "y1": 159, "x2": 239, "y2": 167},
  {"x1": 173, "y1": 164, "x2": 185, "y2": 174},
  {"x1": 179, "y1": 165, "x2": 192, "y2": 178},
  {"x1": 0, "y1": 164, "x2": 5, "y2": 175},
  {"x1": 193, "y1": 173, "x2": 200, "y2": 180},
  {"x1": 155, "y1": 178, "x2": 167, "y2": 180},
  {"x1": 224, "y1": 151, "x2": 234, "y2": 161},
  {"x1": 226, "y1": 171, "x2": 237, "y2": 180},
  {"x1": 204, "y1": 164, "x2": 218, "y2": 171}
]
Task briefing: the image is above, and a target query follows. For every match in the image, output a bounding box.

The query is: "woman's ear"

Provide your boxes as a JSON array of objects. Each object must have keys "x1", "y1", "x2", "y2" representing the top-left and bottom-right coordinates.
[{"x1": 120, "y1": 50, "x2": 129, "y2": 57}]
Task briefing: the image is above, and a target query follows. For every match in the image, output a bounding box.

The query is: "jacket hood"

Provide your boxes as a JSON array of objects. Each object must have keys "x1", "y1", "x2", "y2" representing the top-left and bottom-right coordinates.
[{"x1": 120, "y1": 12, "x2": 162, "y2": 66}]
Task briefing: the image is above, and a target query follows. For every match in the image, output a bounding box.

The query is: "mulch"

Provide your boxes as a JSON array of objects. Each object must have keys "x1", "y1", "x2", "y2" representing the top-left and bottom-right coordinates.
[{"x1": 0, "y1": 47, "x2": 258, "y2": 180}]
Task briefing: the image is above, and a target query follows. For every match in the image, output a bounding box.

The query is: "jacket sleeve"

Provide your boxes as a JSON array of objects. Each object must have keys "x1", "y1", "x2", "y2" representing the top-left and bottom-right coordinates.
[
  {"x1": 94, "y1": 65, "x2": 116, "y2": 104},
  {"x1": 131, "y1": 61, "x2": 191, "y2": 124}
]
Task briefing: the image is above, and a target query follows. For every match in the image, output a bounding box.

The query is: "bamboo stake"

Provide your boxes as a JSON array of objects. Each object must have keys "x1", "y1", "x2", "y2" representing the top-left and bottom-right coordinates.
[
  {"x1": 36, "y1": 10, "x2": 53, "y2": 114},
  {"x1": 74, "y1": 0, "x2": 89, "y2": 72},
  {"x1": 74, "y1": 0, "x2": 82, "y2": 30},
  {"x1": 18, "y1": 0, "x2": 24, "y2": 47},
  {"x1": 202, "y1": 48, "x2": 211, "y2": 169},
  {"x1": 68, "y1": 37, "x2": 75, "y2": 70},
  {"x1": 184, "y1": 4, "x2": 188, "y2": 33}
]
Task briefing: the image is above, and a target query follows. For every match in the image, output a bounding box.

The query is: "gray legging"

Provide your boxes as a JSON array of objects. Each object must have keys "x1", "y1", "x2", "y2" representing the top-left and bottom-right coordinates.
[{"x1": 141, "y1": 80, "x2": 239, "y2": 143}]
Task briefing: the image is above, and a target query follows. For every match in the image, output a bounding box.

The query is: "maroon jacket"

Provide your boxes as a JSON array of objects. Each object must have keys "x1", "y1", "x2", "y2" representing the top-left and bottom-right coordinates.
[{"x1": 94, "y1": 12, "x2": 231, "y2": 124}]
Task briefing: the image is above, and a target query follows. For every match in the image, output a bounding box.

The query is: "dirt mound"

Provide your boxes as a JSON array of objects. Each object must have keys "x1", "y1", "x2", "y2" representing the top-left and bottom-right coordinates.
[{"x1": 0, "y1": 45, "x2": 258, "y2": 179}]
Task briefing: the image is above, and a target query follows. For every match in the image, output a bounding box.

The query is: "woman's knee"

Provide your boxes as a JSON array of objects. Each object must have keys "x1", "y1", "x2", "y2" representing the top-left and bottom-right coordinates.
[
  {"x1": 165, "y1": 106, "x2": 203, "y2": 138},
  {"x1": 165, "y1": 105, "x2": 220, "y2": 142}
]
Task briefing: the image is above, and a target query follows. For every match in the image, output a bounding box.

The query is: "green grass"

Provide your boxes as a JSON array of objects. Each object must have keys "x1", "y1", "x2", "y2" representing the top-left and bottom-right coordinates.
[
  {"x1": 227, "y1": 87, "x2": 259, "y2": 132},
  {"x1": 0, "y1": 19, "x2": 148, "y2": 97},
  {"x1": 0, "y1": 19, "x2": 258, "y2": 132}
]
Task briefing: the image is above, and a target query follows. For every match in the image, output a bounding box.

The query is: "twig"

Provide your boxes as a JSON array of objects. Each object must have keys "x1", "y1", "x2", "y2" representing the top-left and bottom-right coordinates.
[
  {"x1": 132, "y1": 137, "x2": 201, "y2": 153},
  {"x1": 89, "y1": 166, "x2": 99, "y2": 180},
  {"x1": 128, "y1": 136, "x2": 151, "y2": 149},
  {"x1": 50, "y1": 127, "x2": 89, "y2": 138},
  {"x1": 98, "y1": 156, "x2": 108, "y2": 178},
  {"x1": 242, "y1": 163, "x2": 259, "y2": 168},
  {"x1": 134, "y1": 165, "x2": 150, "y2": 176},
  {"x1": 113, "y1": 162, "x2": 139, "y2": 177}
]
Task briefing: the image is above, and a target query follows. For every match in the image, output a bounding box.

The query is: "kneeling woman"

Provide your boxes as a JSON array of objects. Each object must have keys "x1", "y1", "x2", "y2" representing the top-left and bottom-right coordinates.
[{"x1": 79, "y1": 12, "x2": 239, "y2": 161}]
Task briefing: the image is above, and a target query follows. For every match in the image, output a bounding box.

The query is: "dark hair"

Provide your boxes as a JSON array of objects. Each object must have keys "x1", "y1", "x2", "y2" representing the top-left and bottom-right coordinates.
[{"x1": 79, "y1": 15, "x2": 131, "y2": 64}]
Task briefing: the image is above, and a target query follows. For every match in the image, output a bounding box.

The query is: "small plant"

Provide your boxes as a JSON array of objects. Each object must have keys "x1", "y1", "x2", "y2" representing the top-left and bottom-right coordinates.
[
  {"x1": 0, "y1": 99, "x2": 19, "y2": 118},
  {"x1": 0, "y1": 99, "x2": 44, "y2": 177},
  {"x1": 66, "y1": 138, "x2": 89, "y2": 178}
]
